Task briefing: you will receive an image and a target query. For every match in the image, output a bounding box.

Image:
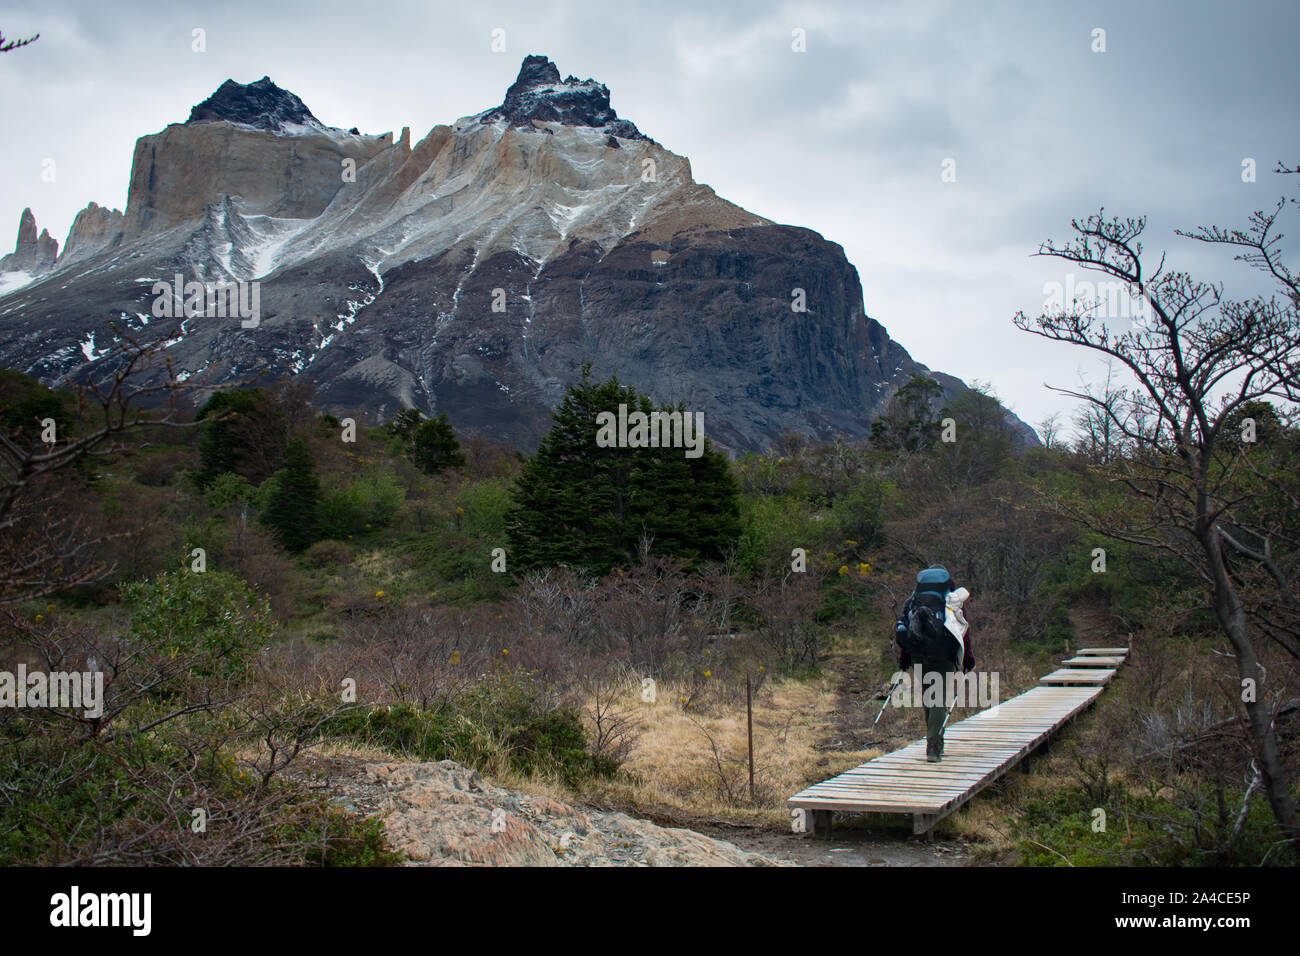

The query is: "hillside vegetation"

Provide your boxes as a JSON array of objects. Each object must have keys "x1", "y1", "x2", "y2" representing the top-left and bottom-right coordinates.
[{"x1": 2, "y1": 177, "x2": 1297, "y2": 865}]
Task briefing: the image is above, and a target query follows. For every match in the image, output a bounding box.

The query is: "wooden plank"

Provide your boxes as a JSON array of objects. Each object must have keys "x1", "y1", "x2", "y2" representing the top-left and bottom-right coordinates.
[
  {"x1": 1060, "y1": 655, "x2": 1126, "y2": 667},
  {"x1": 1039, "y1": 668, "x2": 1115, "y2": 685},
  {"x1": 1075, "y1": 647, "x2": 1129, "y2": 655}
]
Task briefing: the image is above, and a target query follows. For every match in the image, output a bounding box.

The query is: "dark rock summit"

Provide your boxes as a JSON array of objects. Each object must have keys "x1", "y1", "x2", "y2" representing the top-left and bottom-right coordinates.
[
  {"x1": 187, "y1": 76, "x2": 325, "y2": 132},
  {"x1": 482, "y1": 55, "x2": 644, "y2": 140}
]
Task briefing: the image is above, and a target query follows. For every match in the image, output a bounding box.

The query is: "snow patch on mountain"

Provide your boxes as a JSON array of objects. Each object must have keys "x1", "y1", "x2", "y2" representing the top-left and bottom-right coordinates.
[{"x1": 0, "y1": 270, "x2": 34, "y2": 298}]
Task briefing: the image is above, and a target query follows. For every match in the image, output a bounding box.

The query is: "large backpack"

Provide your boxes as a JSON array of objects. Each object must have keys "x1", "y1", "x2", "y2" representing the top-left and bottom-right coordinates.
[{"x1": 899, "y1": 568, "x2": 960, "y2": 664}]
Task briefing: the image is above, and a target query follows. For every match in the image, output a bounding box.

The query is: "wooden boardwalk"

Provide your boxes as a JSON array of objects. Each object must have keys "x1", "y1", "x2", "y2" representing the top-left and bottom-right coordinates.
[{"x1": 788, "y1": 647, "x2": 1127, "y2": 836}]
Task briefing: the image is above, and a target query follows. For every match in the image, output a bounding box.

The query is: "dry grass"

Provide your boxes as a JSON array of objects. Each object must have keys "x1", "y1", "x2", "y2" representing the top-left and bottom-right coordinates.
[
  {"x1": 352, "y1": 548, "x2": 415, "y2": 591},
  {"x1": 569, "y1": 674, "x2": 873, "y2": 826}
]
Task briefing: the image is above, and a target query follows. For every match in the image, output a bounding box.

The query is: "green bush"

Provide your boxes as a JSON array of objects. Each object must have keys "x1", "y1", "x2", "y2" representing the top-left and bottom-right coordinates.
[
  {"x1": 735, "y1": 494, "x2": 835, "y2": 577},
  {"x1": 205, "y1": 471, "x2": 257, "y2": 509},
  {"x1": 301, "y1": 538, "x2": 354, "y2": 569},
  {"x1": 0, "y1": 728, "x2": 402, "y2": 866},
  {"x1": 324, "y1": 671, "x2": 619, "y2": 787},
  {"x1": 829, "y1": 477, "x2": 886, "y2": 546},
  {"x1": 458, "y1": 476, "x2": 513, "y2": 537},
  {"x1": 1014, "y1": 781, "x2": 1298, "y2": 866},
  {"x1": 119, "y1": 566, "x2": 274, "y2": 681},
  {"x1": 318, "y1": 471, "x2": 405, "y2": 538},
  {"x1": 281, "y1": 802, "x2": 404, "y2": 866}
]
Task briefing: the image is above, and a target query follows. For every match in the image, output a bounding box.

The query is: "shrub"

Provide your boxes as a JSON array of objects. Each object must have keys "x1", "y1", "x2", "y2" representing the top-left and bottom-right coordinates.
[
  {"x1": 119, "y1": 566, "x2": 274, "y2": 681},
  {"x1": 318, "y1": 471, "x2": 405, "y2": 538},
  {"x1": 458, "y1": 476, "x2": 513, "y2": 538},
  {"x1": 323, "y1": 671, "x2": 620, "y2": 787},
  {"x1": 206, "y1": 471, "x2": 257, "y2": 509},
  {"x1": 301, "y1": 539, "x2": 354, "y2": 569},
  {"x1": 0, "y1": 728, "x2": 402, "y2": 866},
  {"x1": 133, "y1": 449, "x2": 189, "y2": 487}
]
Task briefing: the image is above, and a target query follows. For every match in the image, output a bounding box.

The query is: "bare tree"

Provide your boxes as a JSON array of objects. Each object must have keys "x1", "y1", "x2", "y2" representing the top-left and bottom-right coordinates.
[
  {"x1": 1013, "y1": 167, "x2": 1300, "y2": 838},
  {"x1": 0, "y1": 30, "x2": 38, "y2": 53},
  {"x1": 0, "y1": 330, "x2": 198, "y2": 607},
  {"x1": 1037, "y1": 412, "x2": 1063, "y2": 450},
  {"x1": 1069, "y1": 359, "x2": 1128, "y2": 463}
]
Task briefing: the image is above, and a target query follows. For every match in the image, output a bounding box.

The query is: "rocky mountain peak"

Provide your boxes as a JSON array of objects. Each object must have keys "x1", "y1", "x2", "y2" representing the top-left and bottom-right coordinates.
[
  {"x1": 186, "y1": 76, "x2": 326, "y2": 132},
  {"x1": 510, "y1": 53, "x2": 562, "y2": 91},
  {"x1": 0, "y1": 207, "x2": 58, "y2": 274},
  {"x1": 482, "y1": 55, "x2": 644, "y2": 140},
  {"x1": 16, "y1": 207, "x2": 36, "y2": 244}
]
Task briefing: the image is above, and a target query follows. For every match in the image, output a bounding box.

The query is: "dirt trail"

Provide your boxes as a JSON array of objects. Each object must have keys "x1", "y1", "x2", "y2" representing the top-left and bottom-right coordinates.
[
  {"x1": 696, "y1": 823, "x2": 974, "y2": 866},
  {"x1": 1067, "y1": 604, "x2": 1121, "y2": 648}
]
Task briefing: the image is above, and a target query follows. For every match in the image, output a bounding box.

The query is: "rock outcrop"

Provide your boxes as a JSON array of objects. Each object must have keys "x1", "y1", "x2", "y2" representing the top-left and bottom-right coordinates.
[
  {"x1": 343, "y1": 760, "x2": 782, "y2": 866},
  {"x1": 187, "y1": 75, "x2": 327, "y2": 132},
  {"x1": 58, "y1": 202, "x2": 124, "y2": 266},
  {"x1": 481, "y1": 54, "x2": 646, "y2": 141},
  {"x1": 0, "y1": 208, "x2": 58, "y2": 273}
]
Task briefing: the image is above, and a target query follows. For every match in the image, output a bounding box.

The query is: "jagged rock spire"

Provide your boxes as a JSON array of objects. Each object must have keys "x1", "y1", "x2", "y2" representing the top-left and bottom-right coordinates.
[
  {"x1": 0, "y1": 207, "x2": 58, "y2": 273},
  {"x1": 483, "y1": 55, "x2": 644, "y2": 140}
]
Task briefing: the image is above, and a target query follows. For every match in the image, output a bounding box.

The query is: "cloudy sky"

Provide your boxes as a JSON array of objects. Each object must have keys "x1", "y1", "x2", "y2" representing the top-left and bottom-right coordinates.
[{"x1": 2, "y1": 0, "x2": 1297, "y2": 437}]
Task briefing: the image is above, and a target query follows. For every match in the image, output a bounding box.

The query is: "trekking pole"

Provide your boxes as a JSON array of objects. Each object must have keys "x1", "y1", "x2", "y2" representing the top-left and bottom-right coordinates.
[
  {"x1": 939, "y1": 694, "x2": 959, "y2": 732},
  {"x1": 872, "y1": 675, "x2": 904, "y2": 728},
  {"x1": 939, "y1": 667, "x2": 973, "y2": 732}
]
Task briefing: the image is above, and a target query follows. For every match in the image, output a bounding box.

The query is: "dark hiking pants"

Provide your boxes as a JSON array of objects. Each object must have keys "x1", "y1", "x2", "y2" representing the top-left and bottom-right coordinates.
[{"x1": 920, "y1": 656, "x2": 957, "y2": 754}]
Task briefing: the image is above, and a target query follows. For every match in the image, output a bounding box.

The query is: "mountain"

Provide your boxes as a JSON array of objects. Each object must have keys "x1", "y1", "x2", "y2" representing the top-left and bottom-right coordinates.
[{"x1": 0, "y1": 57, "x2": 1036, "y2": 452}]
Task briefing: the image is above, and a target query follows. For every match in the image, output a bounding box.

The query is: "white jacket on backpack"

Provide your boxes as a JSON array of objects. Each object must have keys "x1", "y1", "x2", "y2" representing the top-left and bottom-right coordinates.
[{"x1": 945, "y1": 587, "x2": 970, "y2": 663}]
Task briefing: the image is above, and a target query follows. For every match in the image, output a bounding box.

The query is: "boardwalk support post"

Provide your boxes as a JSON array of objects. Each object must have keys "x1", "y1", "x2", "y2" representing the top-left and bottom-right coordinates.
[{"x1": 812, "y1": 809, "x2": 833, "y2": 839}]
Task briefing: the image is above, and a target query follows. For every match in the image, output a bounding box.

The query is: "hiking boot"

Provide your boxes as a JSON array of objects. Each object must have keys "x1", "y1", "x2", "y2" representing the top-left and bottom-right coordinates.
[{"x1": 926, "y1": 741, "x2": 941, "y2": 763}]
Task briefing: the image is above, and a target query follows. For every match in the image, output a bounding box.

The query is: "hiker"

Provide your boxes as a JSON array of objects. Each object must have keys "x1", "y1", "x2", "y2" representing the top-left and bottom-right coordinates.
[{"x1": 893, "y1": 565, "x2": 975, "y2": 762}]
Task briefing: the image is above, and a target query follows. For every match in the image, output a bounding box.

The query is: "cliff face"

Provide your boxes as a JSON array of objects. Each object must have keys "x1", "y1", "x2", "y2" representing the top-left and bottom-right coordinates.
[
  {"x1": 121, "y1": 75, "x2": 394, "y2": 238},
  {"x1": 0, "y1": 57, "x2": 1037, "y2": 452}
]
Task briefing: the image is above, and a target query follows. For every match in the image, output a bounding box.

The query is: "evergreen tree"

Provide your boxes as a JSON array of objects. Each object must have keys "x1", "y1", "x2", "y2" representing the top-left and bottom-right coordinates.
[
  {"x1": 411, "y1": 413, "x2": 465, "y2": 473},
  {"x1": 629, "y1": 404, "x2": 741, "y2": 564},
  {"x1": 508, "y1": 366, "x2": 740, "y2": 574},
  {"x1": 260, "y1": 436, "x2": 321, "y2": 552},
  {"x1": 0, "y1": 370, "x2": 67, "y2": 442},
  {"x1": 195, "y1": 388, "x2": 288, "y2": 486},
  {"x1": 384, "y1": 407, "x2": 423, "y2": 445},
  {"x1": 870, "y1": 374, "x2": 946, "y2": 452}
]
